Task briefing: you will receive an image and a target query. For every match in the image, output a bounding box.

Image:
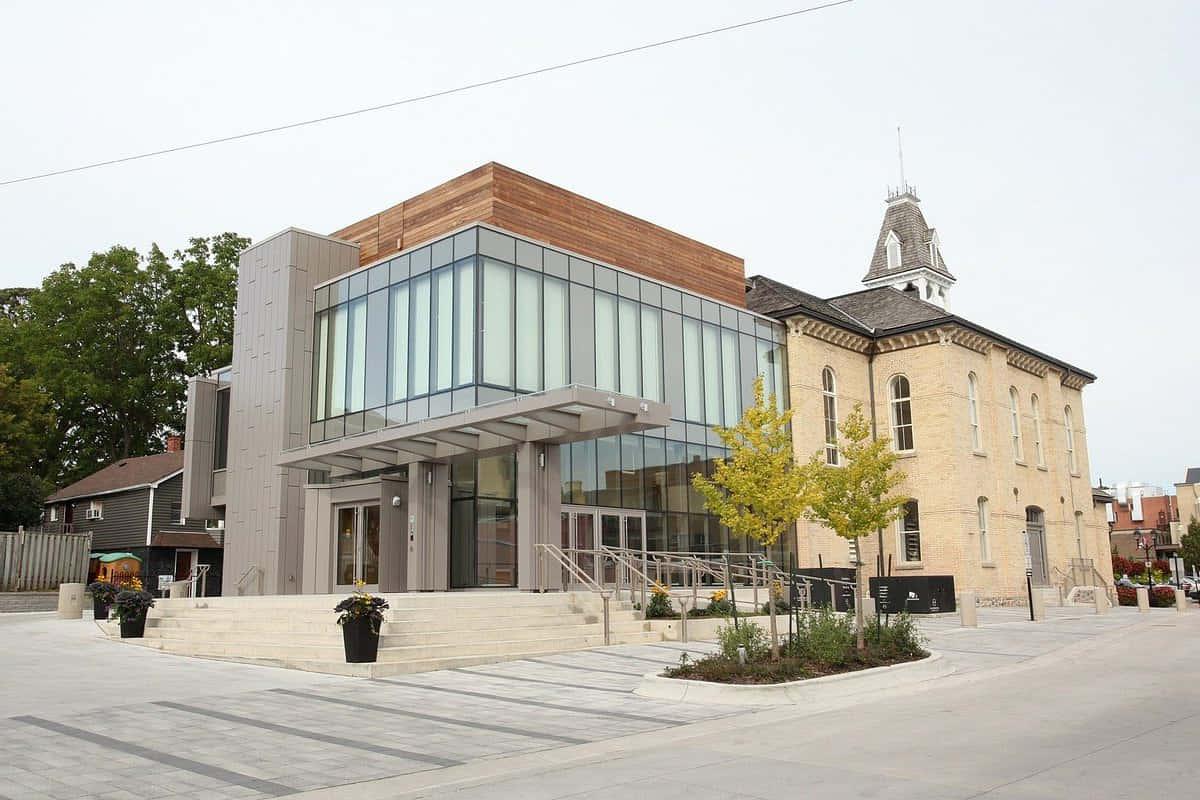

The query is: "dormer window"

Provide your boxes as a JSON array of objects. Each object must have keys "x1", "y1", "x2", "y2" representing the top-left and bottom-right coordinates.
[{"x1": 886, "y1": 231, "x2": 902, "y2": 269}]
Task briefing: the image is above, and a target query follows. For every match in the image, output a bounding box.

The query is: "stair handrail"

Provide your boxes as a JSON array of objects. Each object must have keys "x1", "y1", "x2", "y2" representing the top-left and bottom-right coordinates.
[
  {"x1": 533, "y1": 543, "x2": 613, "y2": 644},
  {"x1": 235, "y1": 564, "x2": 263, "y2": 596}
]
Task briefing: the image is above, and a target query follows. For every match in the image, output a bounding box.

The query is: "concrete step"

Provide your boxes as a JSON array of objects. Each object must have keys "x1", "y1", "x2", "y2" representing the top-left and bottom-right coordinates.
[
  {"x1": 146, "y1": 612, "x2": 620, "y2": 635},
  {"x1": 152, "y1": 591, "x2": 626, "y2": 612},
  {"x1": 148, "y1": 603, "x2": 624, "y2": 624},
  {"x1": 143, "y1": 618, "x2": 651, "y2": 647}
]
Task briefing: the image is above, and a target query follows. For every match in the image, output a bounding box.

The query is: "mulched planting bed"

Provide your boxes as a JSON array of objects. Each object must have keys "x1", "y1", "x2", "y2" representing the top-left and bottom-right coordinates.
[{"x1": 663, "y1": 648, "x2": 929, "y2": 685}]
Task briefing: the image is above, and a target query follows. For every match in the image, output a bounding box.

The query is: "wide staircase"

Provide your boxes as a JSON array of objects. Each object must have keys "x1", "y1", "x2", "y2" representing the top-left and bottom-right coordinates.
[{"x1": 125, "y1": 591, "x2": 662, "y2": 677}]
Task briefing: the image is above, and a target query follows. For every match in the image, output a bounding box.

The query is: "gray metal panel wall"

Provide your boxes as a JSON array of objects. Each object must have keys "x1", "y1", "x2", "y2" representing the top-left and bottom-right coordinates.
[
  {"x1": 182, "y1": 377, "x2": 218, "y2": 519},
  {"x1": 222, "y1": 230, "x2": 359, "y2": 595},
  {"x1": 68, "y1": 488, "x2": 150, "y2": 551}
]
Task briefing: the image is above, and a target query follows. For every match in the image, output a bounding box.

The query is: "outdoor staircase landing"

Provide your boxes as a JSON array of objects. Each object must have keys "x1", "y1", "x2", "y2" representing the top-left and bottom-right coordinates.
[{"x1": 115, "y1": 591, "x2": 662, "y2": 677}]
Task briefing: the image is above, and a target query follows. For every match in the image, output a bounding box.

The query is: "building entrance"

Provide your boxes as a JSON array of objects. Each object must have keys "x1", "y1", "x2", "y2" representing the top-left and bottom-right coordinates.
[
  {"x1": 560, "y1": 506, "x2": 645, "y2": 587},
  {"x1": 1026, "y1": 506, "x2": 1049, "y2": 586},
  {"x1": 335, "y1": 504, "x2": 380, "y2": 588}
]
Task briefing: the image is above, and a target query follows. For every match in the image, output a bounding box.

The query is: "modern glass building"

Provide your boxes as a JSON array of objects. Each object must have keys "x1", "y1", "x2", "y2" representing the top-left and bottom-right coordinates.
[{"x1": 182, "y1": 164, "x2": 790, "y2": 597}]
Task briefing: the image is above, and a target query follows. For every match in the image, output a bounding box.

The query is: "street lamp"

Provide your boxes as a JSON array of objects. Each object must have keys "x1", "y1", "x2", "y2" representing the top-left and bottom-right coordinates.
[{"x1": 1132, "y1": 529, "x2": 1159, "y2": 587}]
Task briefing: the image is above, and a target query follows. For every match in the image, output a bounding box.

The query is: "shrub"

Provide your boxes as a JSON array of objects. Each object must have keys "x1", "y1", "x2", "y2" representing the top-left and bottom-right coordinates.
[
  {"x1": 707, "y1": 589, "x2": 732, "y2": 616},
  {"x1": 1111, "y1": 555, "x2": 1132, "y2": 577},
  {"x1": 334, "y1": 581, "x2": 390, "y2": 632},
  {"x1": 716, "y1": 619, "x2": 769, "y2": 661},
  {"x1": 789, "y1": 606, "x2": 856, "y2": 667},
  {"x1": 1117, "y1": 586, "x2": 1138, "y2": 606},
  {"x1": 1150, "y1": 587, "x2": 1176, "y2": 608},
  {"x1": 111, "y1": 589, "x2": 155, "y2": 622},
  {"x1": 1127, "y1": 560, "x2": 1146, "y2": 577},
  {"x1": 644, "y1": 583, "x2": 673, "y2": 619},
  {"x1": 1152, "y1": 559, "x2": 1171, "y2": 574},
  {"x1": 87, "y1": 581, "x2": 118, "y2": 605},
  {"x1": 864, "y1": 611, "x2": 927, "y2": 658}
]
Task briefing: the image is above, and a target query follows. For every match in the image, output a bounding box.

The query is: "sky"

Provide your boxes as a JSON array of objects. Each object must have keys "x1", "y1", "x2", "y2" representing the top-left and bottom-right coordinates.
[{"x1": 0, "y1": 0, "x2": 1196, "y2": 492}]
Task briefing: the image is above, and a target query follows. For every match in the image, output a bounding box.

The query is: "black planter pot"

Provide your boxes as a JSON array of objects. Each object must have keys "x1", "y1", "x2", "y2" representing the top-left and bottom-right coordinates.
[
  {"x1": 93, "y1": 598, "x2": 110, "y2": 621},
  {"x1": 119, "y1": 614, "x2": 147, "y2": 639},
  {"x1": 342, "y1": 615, "x2": 380, "y2": 663}
]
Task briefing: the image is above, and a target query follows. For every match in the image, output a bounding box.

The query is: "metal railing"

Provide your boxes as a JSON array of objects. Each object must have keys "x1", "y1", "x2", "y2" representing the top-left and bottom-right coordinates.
[
  {"x1": 235, "y1": 564, "x2": 263, "y2": 596},
  {"x1": 533, "y1": 544, "x2": 614, "y2": 644},
  {"x1": 1052, "y1": 558, "x2": 1115, "y2": 607}
]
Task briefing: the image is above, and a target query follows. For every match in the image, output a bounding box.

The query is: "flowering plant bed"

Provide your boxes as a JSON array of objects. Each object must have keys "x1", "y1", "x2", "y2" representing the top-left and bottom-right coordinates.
[{"x1": 662, "y1": 608, "x2": 928, "y2": 685}]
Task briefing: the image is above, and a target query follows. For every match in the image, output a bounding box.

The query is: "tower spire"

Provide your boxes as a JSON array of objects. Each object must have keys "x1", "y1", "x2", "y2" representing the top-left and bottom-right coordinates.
[{"x1": 897, "y1": 124, "x2": 906, "y2": 190}]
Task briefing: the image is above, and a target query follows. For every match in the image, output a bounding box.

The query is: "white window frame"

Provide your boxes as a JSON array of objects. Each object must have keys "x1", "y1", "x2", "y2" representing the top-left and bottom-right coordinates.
[
  {"x1": 85, "y1": 500, "x2": 103, "y2": 521},
  {"x1": 1031, "y1": 393, "x2": 1045, "y2": 465},
  {"x1": 886, "y1": 231, "x2": 902, "y2": 269},
  {"x1": 896, "y1": 500, "x2": 921, "y2": 563},
  {"x1": 205, "y1": 518, "x2": 225, "y2": 532},
  {"x1": 977, "y1": 497, "x2": 991, "y2": 562},
  {"x1": 1064, "y1": 406, "x2": 1077, "y2": 473},
  {"x1": 1009, "y1": 387, "x2": 1024, "y2": 462},
  {"x1": 822, "y1": 367, "x2": 839, "y2": 466},
  {"x1": 889, "y1": 375, "x2": 914, "y2": 452},
  {"x1": 1074, "y1": 511, "x2": 1086, "y2": 558},
  {"x1": 48, "y1": 505, "x2": 58, "y2": 522},
  {"x1": 967, "y1": 373, "x2": 982, "y2": 451}
]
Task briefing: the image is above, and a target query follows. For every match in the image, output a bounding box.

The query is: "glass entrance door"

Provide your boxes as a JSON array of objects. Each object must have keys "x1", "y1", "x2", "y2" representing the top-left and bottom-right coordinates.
[
  {"x1": 336, "y1": 504, "x2": 380, "y2": 588},
  {"x1": 561, "y1": 506, "x2": 645, "y2": 586}
]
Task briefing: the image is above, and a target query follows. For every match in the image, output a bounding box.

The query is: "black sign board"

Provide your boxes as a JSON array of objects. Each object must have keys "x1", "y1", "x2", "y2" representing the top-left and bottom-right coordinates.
[
  {"x1": 869, "y1": 575, "x2": 957, "y2": 614},
  {"x1": 793, "y1": 567, "x2": 857, "y2": 611}
]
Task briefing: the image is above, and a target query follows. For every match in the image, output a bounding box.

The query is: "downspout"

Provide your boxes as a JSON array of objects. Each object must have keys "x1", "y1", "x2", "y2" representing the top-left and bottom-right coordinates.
[{"x1": 146, "y1": 486, "x2": 155, "y2": 547}]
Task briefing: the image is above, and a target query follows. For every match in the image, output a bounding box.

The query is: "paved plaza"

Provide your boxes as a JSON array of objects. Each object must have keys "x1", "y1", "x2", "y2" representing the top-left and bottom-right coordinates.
[{"x1": 1, "y1": 604, "x2": 1197, "y2": 799}]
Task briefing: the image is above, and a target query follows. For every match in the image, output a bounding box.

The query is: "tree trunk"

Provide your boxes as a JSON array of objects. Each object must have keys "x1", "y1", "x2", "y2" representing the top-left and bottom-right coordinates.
[
  {"x1": 768, "y1": 588, "x2": 780, "y2": 660},
  {"x1": 855, "y1": 558, "x2": 866, "y2": 651}
]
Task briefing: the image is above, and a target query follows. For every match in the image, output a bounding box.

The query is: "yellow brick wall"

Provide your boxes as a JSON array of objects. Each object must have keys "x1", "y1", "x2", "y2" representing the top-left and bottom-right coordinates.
[{"x1": 785, "y1": 322, "x2": 1109, "y2": 601}]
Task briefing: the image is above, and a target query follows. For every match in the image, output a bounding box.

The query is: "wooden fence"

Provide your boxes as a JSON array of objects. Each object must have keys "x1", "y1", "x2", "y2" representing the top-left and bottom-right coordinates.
[{"x1": 0, "y1": 528, "x2": 93, "y2": 591}]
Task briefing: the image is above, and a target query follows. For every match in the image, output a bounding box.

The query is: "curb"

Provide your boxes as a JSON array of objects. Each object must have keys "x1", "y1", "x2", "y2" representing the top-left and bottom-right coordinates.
[{"x1": 632, "y1": 650, "x2": 950, "y2": 705}]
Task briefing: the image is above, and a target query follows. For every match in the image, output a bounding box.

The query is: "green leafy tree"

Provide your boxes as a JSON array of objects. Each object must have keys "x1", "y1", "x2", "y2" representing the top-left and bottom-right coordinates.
[
  {"x1": 163, "y1": 233, "x2": 247, "y2": 376},
  {"x1": 799, "y1": 404, "x2": 909, "y2": 650},
  {"x1": 0, "y1": 363, "x2": 54, "y2": 528},
  {"x1": 1181, "y1": 517, "x2": 1200, "y2": 573},
  {"x1": 693, "y1": 375, "x2": 811, "y2": 658}
]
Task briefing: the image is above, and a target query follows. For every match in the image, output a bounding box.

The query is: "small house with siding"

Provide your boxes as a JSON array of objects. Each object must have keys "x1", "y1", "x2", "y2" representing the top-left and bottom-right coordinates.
[{"x1": 43, "y1": 437, "x2": 223, "y2": 595}]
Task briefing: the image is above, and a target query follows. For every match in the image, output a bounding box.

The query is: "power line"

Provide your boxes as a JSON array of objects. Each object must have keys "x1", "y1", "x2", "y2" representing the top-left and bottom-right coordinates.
[{"x1": 0, "y1": 0, "x2": 854, "y2": 188}]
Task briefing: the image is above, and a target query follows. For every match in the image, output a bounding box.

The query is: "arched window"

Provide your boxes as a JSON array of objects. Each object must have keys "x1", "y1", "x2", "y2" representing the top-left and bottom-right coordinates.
[
  {"x1": 1009, "y1": 387, "x2": 1023, "y2": 461},
  {"x1": 822, "y1": 367, "x2": 839, "y2": 465},
  {"x1": 886, "y1": 231, "x2": 902, "y2": 269},
  {"x1": 889, "y1": 375, "x2": 914, "y2": 451},
  {"x1": 967, "y1": 373, "x2": 982, "y2": 451},
  {"x1": 1064, "y1": 406, "x2": 1077, "y2": 472},
  {"x1": 1031, "y1": 393, "x2": 1045, "y2": 465},
  {"x1": 977, "y1": 497, "x2": 991, "y2": 562}
]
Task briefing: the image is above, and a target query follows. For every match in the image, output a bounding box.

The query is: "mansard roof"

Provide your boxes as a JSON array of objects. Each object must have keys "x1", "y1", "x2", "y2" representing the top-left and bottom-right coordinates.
[
  {"x1": 744, "y1": 275, "x2": 1095, "y2": 383},
  {"x1": 863, "y1": 191, "x2": 955, "y2": 283}
]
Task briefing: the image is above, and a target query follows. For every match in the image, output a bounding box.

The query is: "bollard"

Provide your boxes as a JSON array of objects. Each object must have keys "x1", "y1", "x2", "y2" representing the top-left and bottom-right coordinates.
[
  {"x1": 737, "y1": 645, "x2": 747, "y2": 665},
  {"x1": 57, "y1": 583, "x2": 84, "y2": 619},
  {"x1": 1094, "y1": 587, "x2": 1109, "y2": 615},
  {"x1": 1176, "y1": 589, "x2": 1187, "y2": 612},
  {"x1": 1030, "y1": 587, "x2": 1046, "y2": 621},
  {"x1": 959, "y1": 591, "x2": 978, "y2": 627},
  {"x1": 1136, "y1": 586, "x2": 1150, "y2": 613}
]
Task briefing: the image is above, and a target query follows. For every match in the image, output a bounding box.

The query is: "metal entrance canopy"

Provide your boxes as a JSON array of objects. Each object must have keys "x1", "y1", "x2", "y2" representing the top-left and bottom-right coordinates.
[{"x1": 278, "y1": 385, "x2": 671, "y2": 476}]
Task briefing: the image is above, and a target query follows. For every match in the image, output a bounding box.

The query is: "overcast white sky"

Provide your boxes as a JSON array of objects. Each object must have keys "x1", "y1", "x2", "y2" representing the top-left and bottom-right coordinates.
[{"x1": 0, "y1": 0, "x2": 1196, "y2": 492}]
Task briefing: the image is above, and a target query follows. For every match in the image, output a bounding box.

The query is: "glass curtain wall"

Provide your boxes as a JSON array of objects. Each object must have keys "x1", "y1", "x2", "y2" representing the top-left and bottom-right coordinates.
[
  {"x1": 450, "y1": 454, "x2": 517, "y2": 588},
  {"x1": 311, "y1": 225, "x2": 786, "y2": 444}
]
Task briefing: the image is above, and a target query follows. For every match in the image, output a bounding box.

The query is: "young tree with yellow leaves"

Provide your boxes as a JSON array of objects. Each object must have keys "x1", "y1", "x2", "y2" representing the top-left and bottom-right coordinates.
[
  {"x1": 799, "y1": 404, "x2": 909, "y2": 650},
  {"x1": 693, "y1": 375, "x2": 810, "y2": 659}
]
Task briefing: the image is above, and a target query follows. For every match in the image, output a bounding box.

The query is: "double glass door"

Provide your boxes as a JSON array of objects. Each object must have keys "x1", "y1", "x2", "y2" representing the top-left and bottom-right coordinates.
[
  {"x1": 336, "y1": 504, "x2": 380, "y2": 588},
  {"x1": 560, "y1": 506, "x2": 645, "y2": 587}
]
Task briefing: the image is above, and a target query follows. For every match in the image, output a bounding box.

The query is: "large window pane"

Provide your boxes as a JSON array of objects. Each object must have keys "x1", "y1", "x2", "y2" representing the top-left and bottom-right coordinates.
[
  {"x1": 477, "y1": 453, "x2": 516, "y2": 498},
  {"x1": 665, "y1": 439, "x2": 688, "y2": 512},
  {"x1": 365, "y1": 290, "x2": 387, "y2": 410},
  {"x1": 544, "y1": 277, "x2": 569, "y2": 389},
  {"x1": 596, "y1": 435, "x2": 620, "y2": 507},
  {"x1": 434, "y1": 267, "x2": 453, "y2": 392},
  {"x1": 640, "y1": 306, "x2": 662, "y2": 403},
  {"x1": 449, "y1": 498, "x2": 475, "y2": 588},
  {"x1": 771, "y1": 344, "x2": 786, "y2": 410},
  {"x1": 701, "y1": 324, "x2": 721, "y2": 426},
  {"x1": 409, "y1": 274, "x2": 431, "y2": 397},
  {"x1": 516, "y1": 268, "x2": 541, "y2": 391},
  {"x1": 594, "y1": 292, "x2": 618, "y2": 392},
  {"x1": 476, "y1": 499, "x2": 516, "y2": 587},
  {"x1": 682, "y1": 318, "x2": 703, "y2": 422},
  {"x1": 347, "y1": 297, "x2": 367, "y2": 413},
  {"x1": 482, "y1": 259, "x2": 513, "y2": 387},
  {"x1": 618, "y1": 297, "x2": 640, "y2": 396},
  {"x1": 328, "y1": 304, "x2": 347, "y2": 416},
  {"x1": 662, "y1": 311, "x2": 684, "y2": 415},
  {"x1": 313, "y1": 311, "x2": 328, "y2": 420},
  {"x1": 720, "y1": 328, "x2": 739, "y2": 426},
  {"x1": 388, "y1": 283, "x2": 409, "y2": 403},
  {"x1": 573, "y1": 439, "x2": 598, "y2": 505},
  {"x1": 569, "y1": 284, "x2": 595, "y2": 387},
  {"x1": 687, "y1": 443, "x2": 707, "y2": 513},
  {"x1": 643, "y1": 436, "x2": 666, "y2": 511},
  {"x1": 454, "y1": 259, "x2": 474, "y2": 386},
  {"x1": 620, "y1": 434, "x2": 644, "y2": 509}
]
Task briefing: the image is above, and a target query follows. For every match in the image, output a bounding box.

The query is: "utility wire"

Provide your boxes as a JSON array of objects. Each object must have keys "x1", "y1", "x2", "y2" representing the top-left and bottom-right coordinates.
[{"x1": 0, "y1": 0, "x2": 853, "y2": 187}]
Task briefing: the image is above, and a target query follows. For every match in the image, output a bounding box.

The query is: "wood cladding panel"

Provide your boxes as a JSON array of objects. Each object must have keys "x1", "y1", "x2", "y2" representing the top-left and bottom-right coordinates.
[{"x1": 329, "y1": 162, "x2": 745, "y2": 306}]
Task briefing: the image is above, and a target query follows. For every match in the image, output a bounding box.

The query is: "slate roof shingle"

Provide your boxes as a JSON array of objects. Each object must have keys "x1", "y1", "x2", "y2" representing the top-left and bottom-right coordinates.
[{"x1": 863, "y1": 194, "x2": 955, "y2": 283}]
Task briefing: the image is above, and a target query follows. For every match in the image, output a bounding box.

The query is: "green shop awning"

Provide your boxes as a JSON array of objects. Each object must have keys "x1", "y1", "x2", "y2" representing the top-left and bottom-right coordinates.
[{"x1": 89, "y1": 552, "x2": 143, "y2": 563}]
